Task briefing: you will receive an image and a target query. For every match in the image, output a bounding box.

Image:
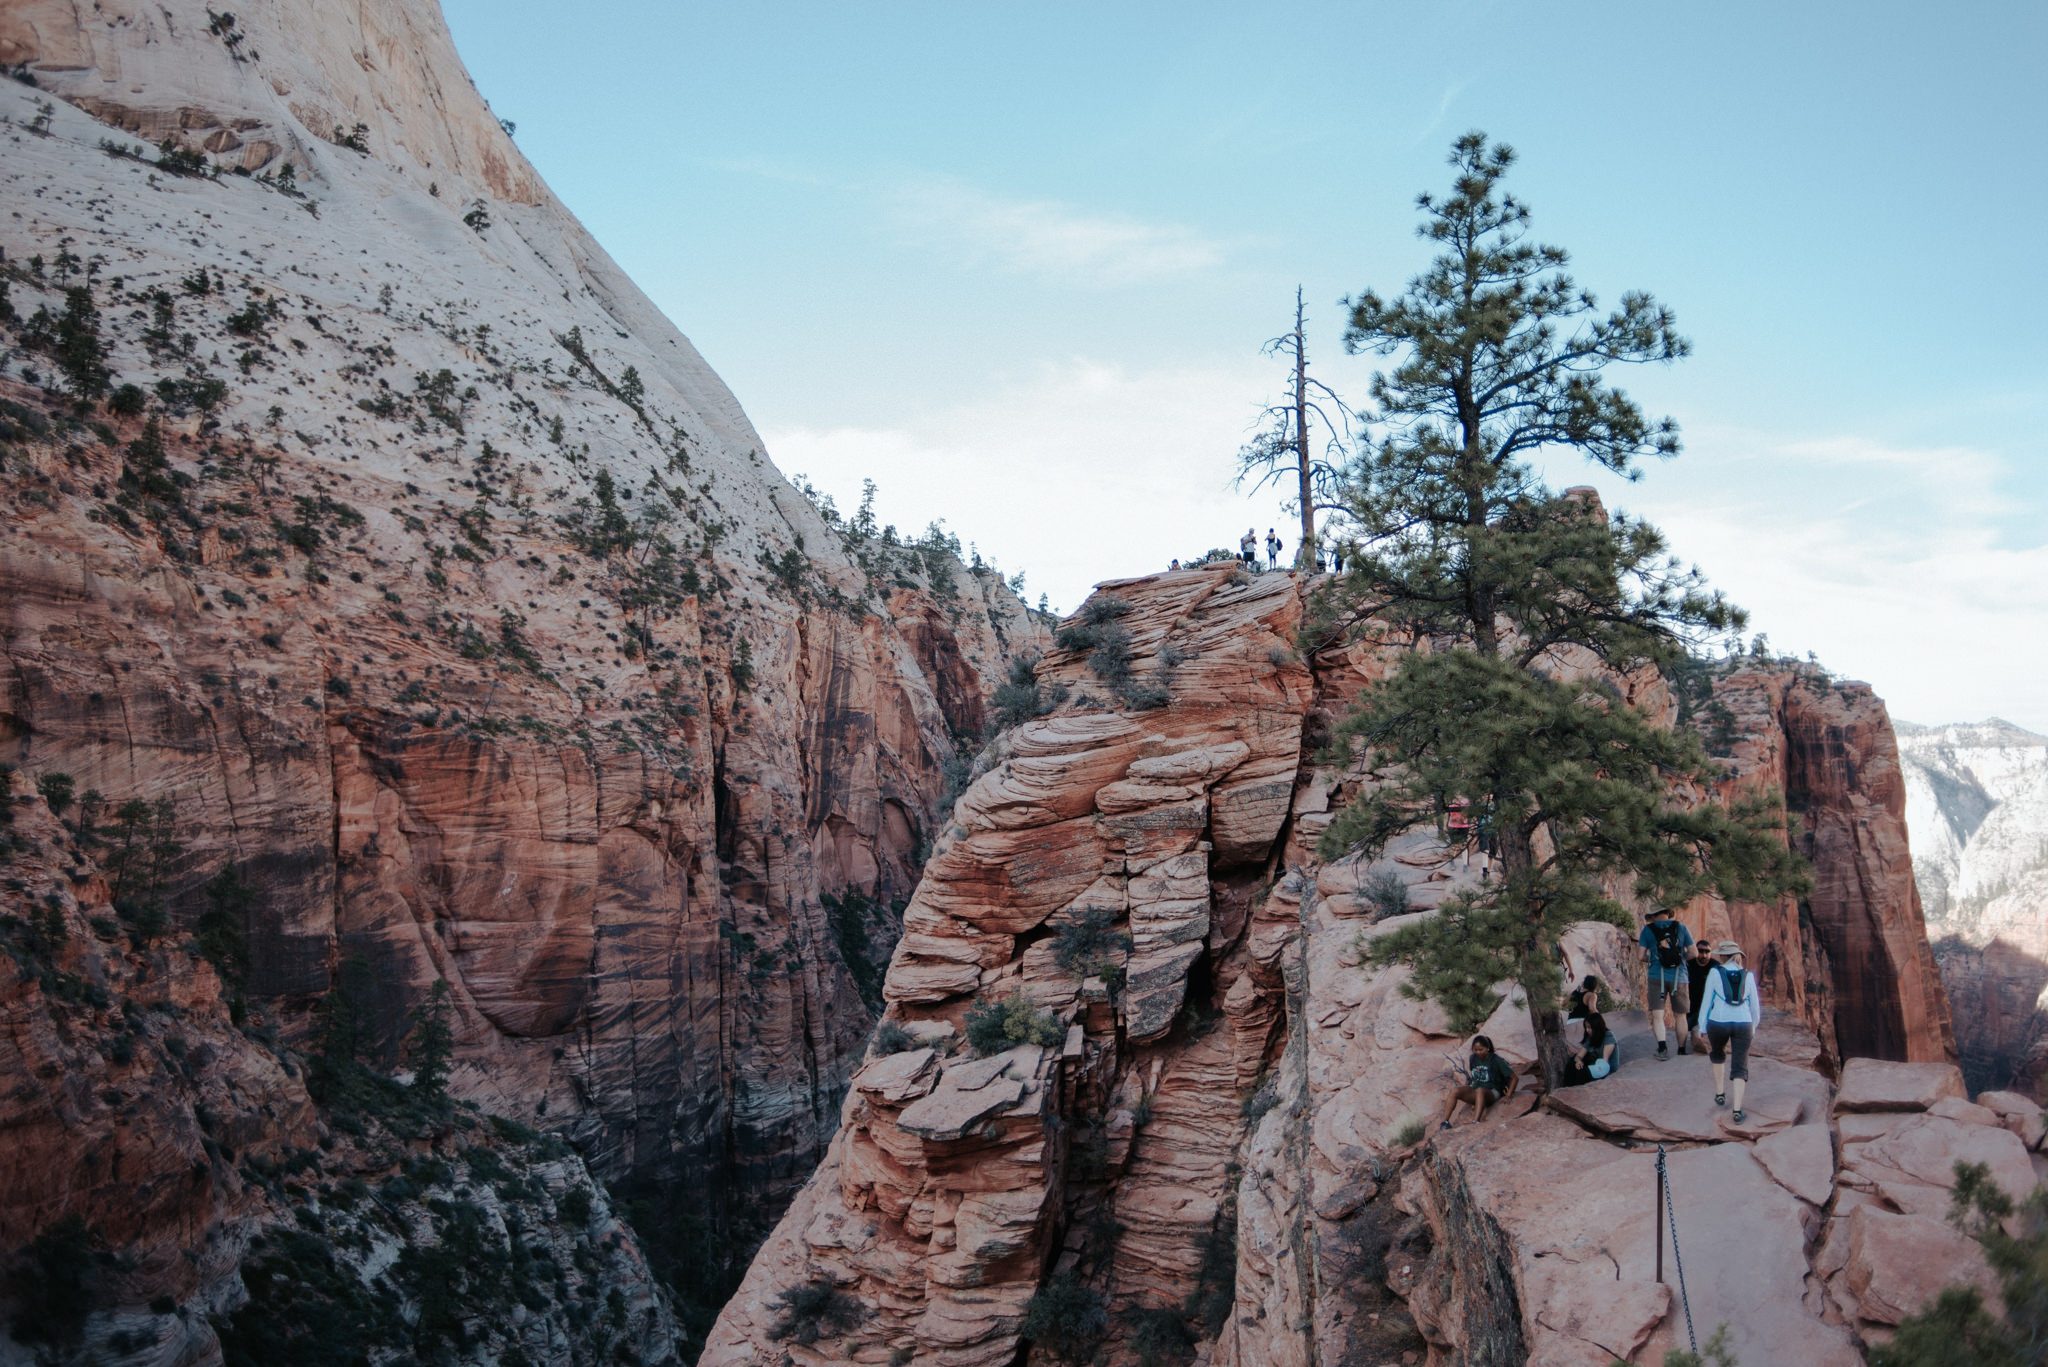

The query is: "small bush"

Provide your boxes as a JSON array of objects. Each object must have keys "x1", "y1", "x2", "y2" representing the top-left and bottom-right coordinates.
[
  {"x1": 1389, "y1": 1115, "x2": 1427, "y2": 1148},
  {"x1": 1051, "y1": 906, "x2": 1129, "y2": 980},
  {"x1": 991, "y1": 653, "x2": 1068, "y2": 729},
  {"x1": 1363, "y1": 869, "x2": 1410, "y2": 920},
  {"x1": 7, "y1": 1214, "x2": 99, "y2": 1346},
  {"x1": 36, "y1": 772, "x2": 74, "y2": 815},
  {"x1": 766, "y1": 1277, "x2": 864, "y2": 1345},
  {"x1": 963, "y1": 991, "x2": 1064, "y2": 1057},
  {"x1": 1021, "y1": 1274, "x2": 1107, "y2": 1362},
  {"x1": 106, "y1": 384, "x2": 146, "y2": 416},
  {"x1": 1124, "y1": 1305, "x2": 1194, "y2": 1367},
  {"x1": 872, "y1": 1020, "x2": 917, "y2": 1055}
]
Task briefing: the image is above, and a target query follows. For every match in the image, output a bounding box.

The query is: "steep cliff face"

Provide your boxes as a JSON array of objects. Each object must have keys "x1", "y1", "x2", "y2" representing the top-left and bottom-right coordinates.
[
  {"x1": 703, "y1": 570, "x2": 1956, "y2": 1367},
  {"x1": 0, "y1": 0, "x2": 1043, "y2": 1350},
  {"x1": 1897, "y1": 720, "x2": 2048, "y2": 1094}
]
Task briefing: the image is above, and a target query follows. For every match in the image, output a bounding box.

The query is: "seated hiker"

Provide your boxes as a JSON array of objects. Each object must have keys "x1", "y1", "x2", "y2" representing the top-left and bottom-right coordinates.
[
  {"x1": 1565, "y1": 979, "x2": 1617, "y2": 1079},
  {"x1": 1439, "y1": 1034, "x2": 1518, "y2": 1130}
]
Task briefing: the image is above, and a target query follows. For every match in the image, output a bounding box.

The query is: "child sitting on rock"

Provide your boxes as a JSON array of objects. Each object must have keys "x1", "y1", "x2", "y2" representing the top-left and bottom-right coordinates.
[{"x1": 1439, "y1": 1035, "x2": 1518, "y2": 1130}]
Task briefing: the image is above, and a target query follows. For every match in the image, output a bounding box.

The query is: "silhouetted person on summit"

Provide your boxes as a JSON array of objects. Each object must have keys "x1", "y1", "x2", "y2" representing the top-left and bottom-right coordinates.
[
  {"x1": 1240, "y1": 528, "x2": 1257, "y2": 569},
  {"x1": 1265, "y1": 528, "x2": 1281, "y2": 571}
]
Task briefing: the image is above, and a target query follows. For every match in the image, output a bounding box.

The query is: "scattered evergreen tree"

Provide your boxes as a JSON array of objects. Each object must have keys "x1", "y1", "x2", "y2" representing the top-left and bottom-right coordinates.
[
  {"x1": 405, "y1": 979, "x2": 455, "y2": 1103},
  {"x1": 53, "y1": 286, "x2": 111, "y2": 404},
  {"x1": 963, "y1": 991, "x2": 1065, "y2": 1057},
  {"x1": 198, "y1": 862, "x2": 255, "y2": 1021},
  {"x1": 1867, "y1": 1162, "x2": 2047, "y2": 1367},
  {"x1": 6, "y1": 1214, "x2": 100, "y2": 1348},
  {"x1": 1022, "y1": 1274, "x2": 1109, "y2": 1362},
  {"x1": 1314, "y1": 133, "x2": 1809, "y2": 1088}
]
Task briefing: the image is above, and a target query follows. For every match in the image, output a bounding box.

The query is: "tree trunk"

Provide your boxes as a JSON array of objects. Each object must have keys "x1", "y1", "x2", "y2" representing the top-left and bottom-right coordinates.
[
  {"x1": 1495, "y1": 820, "x2": 1569, "y2": 1094},
  {"x1": 1293, "y1": 288, "x2": 1315, "y2": 569}
]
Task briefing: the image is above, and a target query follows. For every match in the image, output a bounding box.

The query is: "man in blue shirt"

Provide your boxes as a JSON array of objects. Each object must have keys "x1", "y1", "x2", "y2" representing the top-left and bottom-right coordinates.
[{"x1": 1639, "y1": 908, "x2": 1695, "y2": 1060}]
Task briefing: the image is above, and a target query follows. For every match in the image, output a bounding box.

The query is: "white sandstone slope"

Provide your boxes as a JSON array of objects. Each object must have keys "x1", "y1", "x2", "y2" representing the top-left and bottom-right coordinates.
[{"x1": 1898, "y1": 720, "x2": 2048, "y2": 1091}]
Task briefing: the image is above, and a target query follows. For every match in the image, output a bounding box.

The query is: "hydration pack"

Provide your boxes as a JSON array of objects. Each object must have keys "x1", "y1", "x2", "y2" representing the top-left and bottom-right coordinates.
[
  {"x1": 1720, "y1": 965, "x2": 1747, "y2": 1006},
  {"x1": 1650, "y1": 920, "x2": 1685, "y2": 970}
]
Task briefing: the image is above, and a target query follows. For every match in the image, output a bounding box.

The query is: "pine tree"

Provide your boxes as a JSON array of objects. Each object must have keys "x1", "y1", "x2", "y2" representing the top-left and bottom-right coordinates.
[
  {"x1": 1867, "y1": 1161, "x2": 2048, "y2": 1367},
  {"x1": 405, "y1": 979, "x2": 455, "y2": 1103},
  {"x1": 198, "y1": 862, "x2": 255, "y2": 1021},
  {"x1": 1313, "y1": 133, "x2": 1810, "y2": 1089}
]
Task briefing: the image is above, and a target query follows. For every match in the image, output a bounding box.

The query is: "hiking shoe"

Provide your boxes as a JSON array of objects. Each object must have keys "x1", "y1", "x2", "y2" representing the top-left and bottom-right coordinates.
[
  {"x1": 1677, "y1": 1042, "x2": 1689, "y2": 1055},
  {"x1": 1733, "y1": 1109, "x2": 1746, "y2": 1123},
  {"x1": 1656, "y1": 1041, "x2": 1669, "y2": 1060},
  {"x1": 1439, "y1": 1121, "x2": 1451, "y2": 1132},
  {"x1": 1715, "y1": 1093, "x2": 1726, "y2": 1106}
]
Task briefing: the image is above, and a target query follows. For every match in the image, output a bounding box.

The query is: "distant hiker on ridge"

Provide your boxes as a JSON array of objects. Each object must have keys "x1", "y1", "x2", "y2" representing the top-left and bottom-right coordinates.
[
  {"x1": 1240, "y1": 528, "x2": 1258, "y2": 569},
  {"x1": 1640, "y1": 907, "x2": 1695, "y2": 1060},
  {"x1": 1702, "y1": 941, "x2": 1762, "y2": 1122},
  {"x1": 1265, "y1": 528, "x2": 1282, "y2": 571}
]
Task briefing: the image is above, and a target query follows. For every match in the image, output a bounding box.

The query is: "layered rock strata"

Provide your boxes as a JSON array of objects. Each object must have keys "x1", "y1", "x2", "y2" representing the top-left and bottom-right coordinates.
[
  {"x1": 0, "y1": 0, "x2": 1042, "y2": 1347},
  {"x1": 706, "y1": 567, "x2": 1962, "y2": 1366}
]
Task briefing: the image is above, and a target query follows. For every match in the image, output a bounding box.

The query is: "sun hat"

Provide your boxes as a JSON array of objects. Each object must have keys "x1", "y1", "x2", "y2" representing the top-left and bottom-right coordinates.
[{"x1": 1715, "y1": 941, "x2": 1744, "y2": 960}]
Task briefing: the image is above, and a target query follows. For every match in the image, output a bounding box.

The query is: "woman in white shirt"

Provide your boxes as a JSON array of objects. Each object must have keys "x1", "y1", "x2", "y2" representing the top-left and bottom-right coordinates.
[{"x1": 1700, "y1": 940, "x2": 1761, "y2": 1122}]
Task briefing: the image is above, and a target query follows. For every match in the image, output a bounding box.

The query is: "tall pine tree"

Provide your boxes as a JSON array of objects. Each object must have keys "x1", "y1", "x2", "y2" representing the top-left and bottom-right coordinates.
[{"x1": 1313, "y1": 133, "x2": 1810, "y2": 1089}]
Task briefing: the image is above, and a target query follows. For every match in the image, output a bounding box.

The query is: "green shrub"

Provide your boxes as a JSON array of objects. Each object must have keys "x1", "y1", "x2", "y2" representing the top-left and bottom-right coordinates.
[
  {"x1": 1865, "y1": 1162, "x2": 2045, "y2": 1367},
  {"x1": 766, "y1": 1277, "x2": 864, "y2": 1345},
  {"x1": 7, "y1": 1214, "x2": 99, "y2": 1347},
  {"x1": 1124, "y1": 1305, "x2": 1194, "y2": 1367},
  {"x1": 1021, "y1": 1274, "x2": 1107, "y2": 1362},
  {"x1": 106, "y1": 384, "x2": 146, "y2": 416},
  {"x1": 991, "y1": 653, "x2": 1068, "y2": 729},
  {"x1": 872, "y1": 1020, "x2": 916, "y2": 1055},
  {"x1": 963, "y1": 991, "x2": 1064, "y2": 1057},
  {"x1": 1051, "y1": 906, "x2": 1129, "y2": 980},
  {"x1": 1363, "y1": 870, "x2": 1410, "y2": 920},
  {"x1": 35, "y1": 772, "x2": 74, "y2": 815},
  {"x1": 1390, "y1": 1116, "x2": 1428, "y2": 1148}
]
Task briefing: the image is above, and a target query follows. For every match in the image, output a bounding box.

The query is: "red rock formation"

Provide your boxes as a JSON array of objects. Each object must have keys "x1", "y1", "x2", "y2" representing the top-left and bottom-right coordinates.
[{"x1": 706, "y1": 570, "x2": 1962, "y2": 1367}]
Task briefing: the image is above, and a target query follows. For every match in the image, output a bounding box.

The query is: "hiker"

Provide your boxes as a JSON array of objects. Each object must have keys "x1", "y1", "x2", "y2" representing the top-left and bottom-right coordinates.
[
  {"x1": 1169, "y1": 558, "x2": 1181, "y2": 571},
  {"x1": 1685, "y1": 938, "x2": 1716, "y2": 1052},
  {"x1": 1702, "y1": 941, "x2": 1761, "y2": 1121},
  {"x1": 1639, "y1": 907, "x2": 1695, "y2": 1060},
  {"x1": 1439, "y1": 1034, "x2": 1517, "y2": 1130},
  {"x1": 1331, "y1": 546, "x2": 1345, "y2": 574},
  {"x1": 1265, "y1": 528, "x2": 1282, "y2": 571},
  {"x1": 1240, "y1": 528, "x2": 1257, "y2": 569},
  {"x1": 1564, "y1": 976, "x2": 1616, "y2": 1082}
]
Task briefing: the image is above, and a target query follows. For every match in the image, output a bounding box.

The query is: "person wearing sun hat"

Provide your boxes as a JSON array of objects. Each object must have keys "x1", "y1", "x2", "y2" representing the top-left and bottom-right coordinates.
[{"x1": 1700, "y1": 940, "x2": 1762, "y2": 1121}]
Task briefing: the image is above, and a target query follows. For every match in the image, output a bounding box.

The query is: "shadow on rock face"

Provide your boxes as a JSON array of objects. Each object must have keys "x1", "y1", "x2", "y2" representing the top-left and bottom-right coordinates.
[{"x1": 1933, "y1": 933, "x2": 2048, "y2": 1096}]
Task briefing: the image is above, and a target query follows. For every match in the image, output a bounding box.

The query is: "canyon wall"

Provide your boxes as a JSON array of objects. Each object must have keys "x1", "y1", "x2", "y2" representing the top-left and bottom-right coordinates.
[
  {"x1": 704, "y1": 568, "x2": 1959, "y2": 1367},
  {"x1": 1898, "y1": 720, "x2": 2048, "y2": 1094},
  {"x1": 0, "y1": 0, "x2": 1042, "y2": 1353}
]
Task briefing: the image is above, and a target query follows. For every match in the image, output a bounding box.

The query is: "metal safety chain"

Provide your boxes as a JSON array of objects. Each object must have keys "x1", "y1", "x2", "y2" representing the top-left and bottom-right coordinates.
[{"x1": 1657, "y1": 1144, "x2": 1699, "y2": 1355}]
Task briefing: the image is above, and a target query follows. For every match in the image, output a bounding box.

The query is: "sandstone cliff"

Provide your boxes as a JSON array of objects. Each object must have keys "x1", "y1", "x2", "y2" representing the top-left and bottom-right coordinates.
[
  {"x1": 705, "y1": 567, "x2": 1962, "y2": 1367},
  {"x1": 0, "y1": 0, "x2": 1042, "y2": 1351},
  {"x1": 1898, "y1": 720, "x2": 2048, "y2": 1095}
]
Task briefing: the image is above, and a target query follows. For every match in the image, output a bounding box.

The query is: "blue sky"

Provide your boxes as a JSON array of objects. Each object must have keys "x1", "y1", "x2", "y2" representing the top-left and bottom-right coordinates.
[{"x1": 444, "y1": 0, "x2": 2046, "y2": 730}]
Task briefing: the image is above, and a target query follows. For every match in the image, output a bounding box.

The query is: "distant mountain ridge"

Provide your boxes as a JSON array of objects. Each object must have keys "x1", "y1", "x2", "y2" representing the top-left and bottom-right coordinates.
[{"x1": 1898, "y1": 718, "x2": 2048, "y2": 1091}]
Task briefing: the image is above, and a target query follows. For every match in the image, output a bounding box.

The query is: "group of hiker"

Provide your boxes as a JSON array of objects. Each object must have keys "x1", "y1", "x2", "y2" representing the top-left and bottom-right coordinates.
[
  {"x1": 1164, "y1": 527, "x2": 1346, "y2": 576},
  {"x1": 1438, "y1": 906, "x2": 1763, "y2": 1130}
]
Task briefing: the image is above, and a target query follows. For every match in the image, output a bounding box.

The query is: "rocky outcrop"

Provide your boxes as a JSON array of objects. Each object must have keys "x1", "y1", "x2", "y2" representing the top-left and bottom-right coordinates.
[
  {"x1": 705, "y1": 567, "x2": 1962, "y2": 1366},
  {"x1": 0, "y1": 0, "x2": 1043, "y2": 1349},
  {"x1": 1897, "y1": 720, "x2": 2048, "y2": 1094}
]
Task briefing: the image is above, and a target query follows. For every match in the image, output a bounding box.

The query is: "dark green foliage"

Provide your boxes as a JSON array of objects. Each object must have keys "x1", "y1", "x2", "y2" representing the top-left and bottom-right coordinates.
[
  {"x1": 991, "y1": 652, "x2": 1069, "y2": 729},
  {"x1": 766, "y1": 1277, "x2": 865, "y2": 1345},
  {"x1": 824, "y1": 890, "x2": 886, "y2": 1013},
  {"x1": 1124, "y1": 1305, "x2": 1196, "y2": 1367},
  {"x1": 36, "y1": 771, "x2": 74, "y2": 815},
  {"x1": 1314, "y1": 135, "x2": 1805, "y2": 1087},
  {"x1": 1051, "y1": 905, "x2": 1130, "y2": 980},
  {"x1": 225, "y1": 295, "x2": 278, "y2": 338},
  {"x1": 617, "y1": 365, "x2": 644, "y2": 409},
  {"x1": 105, "y1": 796, "x2": 180, "y2": 938},
  {"x1": 107, "y1": 382, "x2": 146, "y2": 416},
  {"x1": 963, "y1": 990, "x2": 1064, "y2": 1057},
  {"x1": 1021, "y1": 1274, "x2": 1108, "y2": 1361},
  {"x1": 555, "y1": 1185, "x2": 593, "y2": 1226},
  {"x1": 1361, "y1": 869, "x2": 1410, "y2": 920},
  {"x1": 53, "y1": 286, "x2": 111, "y2": 402},
  {"x1": 216, "y1": 1228, "x2": 394, "y2": 1367},
  {"x1": 463, "y1": 201, "x2": 491, "y2": 233},
  {"x1": 333, "y1": 122, "x2": 369, "y2": 153},
  {"x1": 405, "y1": 979, "x2": 455, "y2": 1102},
  {"x1": 154, "y1": 373, "x2": 229, "y2": 413},
  {"x1": 730, "y1": 636, "x2": 754, "y2": 692},
  {"x1": 120, "y1": 415, "x2": 182, "y2": 506},
  {"x1": 155, "y1": 139, "x2": 210, "y2": 176},
  {"x1": 1867, "y1": 1163, "x2": 2048, "y2": 1367},
  {"x1": 872, "y1": 1020, "x2": 917, "y2": 1055},
  {"x1": 7, "y1": 1215, "x2": 101, "y2": 1347},
  {"x1": 1333, "y1": 653, "x2": 1807, "y2": 1033},
  {"x1": 199, "y1": 862, "x2": 254, "y2": 1020},
  {"x1": 323, "y1": 677, "x2": 351, "y2": 699}
]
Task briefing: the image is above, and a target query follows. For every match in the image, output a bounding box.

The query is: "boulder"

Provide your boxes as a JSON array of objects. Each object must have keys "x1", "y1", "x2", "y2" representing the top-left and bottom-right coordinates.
[
  {"x1": 1752, "y1": 1123, "x2": 1837, "y2": 1206},
  {"x1": 1977, "y1": 1090, "x2": 2048, "y2": 1150},
  {"x1": 1844, "y1": 1114, "x2": 2036, "y2": 1217},
  {"x1": 1843, "y1": 1204, "x2": 1996, "y2": 1325},
  {"x1": 1833, "y1": 1058, "x2": 1968, "y2": 1114}
]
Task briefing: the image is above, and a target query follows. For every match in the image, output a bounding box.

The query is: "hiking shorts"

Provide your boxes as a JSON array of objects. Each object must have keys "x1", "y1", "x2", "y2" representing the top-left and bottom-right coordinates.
[
  {"x1": 1707, "y1": 1023, "x2": 1753, "y2": 1080},
  {"x1": 1647, "y1": 975, "x2": 1689, "y2": 1013}
]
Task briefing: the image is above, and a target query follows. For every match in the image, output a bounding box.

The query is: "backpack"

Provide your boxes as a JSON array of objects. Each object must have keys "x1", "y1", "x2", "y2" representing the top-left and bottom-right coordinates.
[
  {"x1": 1720, "y1": 965, "x2": 1747, "y2": 1006},
  {"x1": 1650, "y1": 920, "x2": 1685, "y2": 970}
]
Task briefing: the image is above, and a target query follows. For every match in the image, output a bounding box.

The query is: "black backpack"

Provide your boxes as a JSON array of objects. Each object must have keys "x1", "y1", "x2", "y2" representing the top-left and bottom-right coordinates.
[
  {"x1": 1650, "y1": 920, "x2": 1685, "y2": 970},
  {"x1": 1720, "y1": 965, "x2": 1747, "y2": 1006}
]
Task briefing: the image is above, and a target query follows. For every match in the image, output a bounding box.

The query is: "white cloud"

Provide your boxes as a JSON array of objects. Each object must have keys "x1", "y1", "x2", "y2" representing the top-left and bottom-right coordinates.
[
  {"x1": 767, "y1": 357, "x2": 1299, "y2": 613},
  {"x1": 886, "y1": 178, "x2": 1227, "y2": 286}
]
